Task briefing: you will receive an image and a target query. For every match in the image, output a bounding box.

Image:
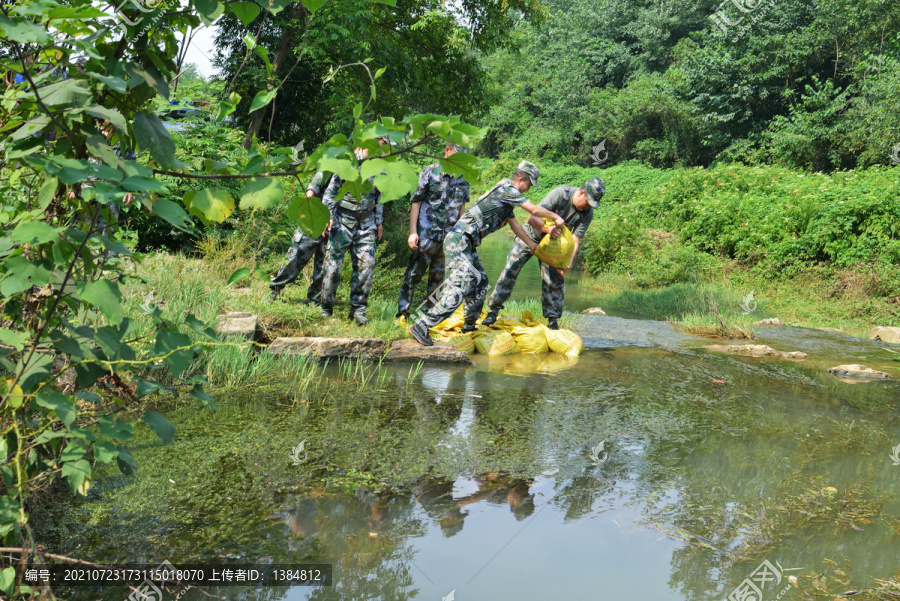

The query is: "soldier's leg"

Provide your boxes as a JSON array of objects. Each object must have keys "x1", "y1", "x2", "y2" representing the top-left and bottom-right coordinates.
[
  {"x1": 539, "y1": 259, "x2": 566, "y2": 322},
  {"x1": 424, "y1": 243, "x2": 445, "y2": 310},
  {"x1": 397, "y1": 251, "x2": 429, "y2": 317},
  {"x1": 486, "y1": 239, "x2": 534, "y2": 314},
  {"x1": 320, "y1": 226, "x2": 351, "y2": 314},
  {"x1": 416, "y1": 233, "x2": 475, "y2": 328},
  {"x1": 462, "y1": 250, "x2": 489, "y2": 327},
  {"x1": 271, "y1": 228, "x2": 319, "y2": 294},
  {"x1": 306, "y1": 231, "x2": 329, "y2": 305},
  {"x1": 348, "y1": 228, "x2": 377, "y2": 318}
]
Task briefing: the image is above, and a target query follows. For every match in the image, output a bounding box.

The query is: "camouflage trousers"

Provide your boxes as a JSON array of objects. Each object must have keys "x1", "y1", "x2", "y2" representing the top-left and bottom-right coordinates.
[
  {"x1": 269, "y1": 228, "x2": 329, "y2": 304},
  {"x1": 320, "y1": 223, "x2": 376, "y2": 317},
  {"x1": 396, "y1": 238, "x2": 446, "y2": 317},
  {"x1": 416, "y1": 232, "x2": 488, "y2": 328},
  {"x1": 487, "y1": 238, "x2": 565, "y2": 319}
]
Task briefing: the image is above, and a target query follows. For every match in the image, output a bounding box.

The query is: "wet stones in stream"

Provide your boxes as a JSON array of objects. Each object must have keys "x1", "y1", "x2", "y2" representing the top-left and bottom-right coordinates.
[
  {"x1": 826, "y1": 364, "x2": 894, "y2": 380},
  {"x1": 867, "y1": 326, "x2": 900, "y2": 344},
  {"x1": 702, "y1": 344, "x2": 807, "y2": 359},
  {"x1": 266, "y1": 337, "x2": 473, "y2": 364}
]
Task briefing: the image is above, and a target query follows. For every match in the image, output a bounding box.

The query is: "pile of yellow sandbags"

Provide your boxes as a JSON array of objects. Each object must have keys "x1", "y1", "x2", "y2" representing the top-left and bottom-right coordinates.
[{"x1": 427, "y1": 308, "x2": 585, "y2": 358}]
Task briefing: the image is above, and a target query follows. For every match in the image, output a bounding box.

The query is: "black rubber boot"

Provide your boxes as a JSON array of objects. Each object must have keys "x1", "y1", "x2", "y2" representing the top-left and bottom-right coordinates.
[
  {"x1": 548, "y1": 318, "x2": 560, "y2": 330},
  {"x1": 482, "y1": 310, "x2": 499, "y2": 327}
]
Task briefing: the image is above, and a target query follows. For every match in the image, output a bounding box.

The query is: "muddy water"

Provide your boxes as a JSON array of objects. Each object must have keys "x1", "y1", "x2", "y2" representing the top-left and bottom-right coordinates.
[{"x1": 47, "y1": 236, "x2": 900, "y2": 601}]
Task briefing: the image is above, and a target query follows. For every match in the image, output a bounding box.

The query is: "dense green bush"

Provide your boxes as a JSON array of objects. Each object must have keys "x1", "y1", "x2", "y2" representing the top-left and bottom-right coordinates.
[{"x1": 581, "y1": 164, "x2": 900, "y2": 280}]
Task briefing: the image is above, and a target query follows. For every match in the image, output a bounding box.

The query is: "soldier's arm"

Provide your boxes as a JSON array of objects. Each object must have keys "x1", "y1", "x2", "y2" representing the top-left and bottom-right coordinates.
[
  {"x1": 321, "y1": 176, "x2": 339, "y2": 209},
  {"x1": 408, "y1": 202, "x2": 420, "y2": 250},
  {"x1": 506, "y1": 218, "x2": 538, "y2": 254},
  {"x1": 409, "y1": 168, "x2": 433, "y2": 205},
  {"x1": 519, "y1": 201, "x2": 564, "y2": 227}
]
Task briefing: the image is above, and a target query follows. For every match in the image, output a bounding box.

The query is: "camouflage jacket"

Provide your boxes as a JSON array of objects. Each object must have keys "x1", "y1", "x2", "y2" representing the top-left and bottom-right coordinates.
[
  {"x1": 411, "y1": 163, "x2": 469, "y2": 245},
  {"x1": 322, "y1": 174, "x2": 383, "y2": 231},
  {"x1": 306, "y1": 172, "x2": 334, "y2": 198},
  {"x1": 453, "y1": 179, "x2": 527, "y2": 247}
]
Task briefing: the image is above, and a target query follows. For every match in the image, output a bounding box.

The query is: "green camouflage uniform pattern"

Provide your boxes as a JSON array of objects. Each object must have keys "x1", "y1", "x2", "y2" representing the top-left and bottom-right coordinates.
[
  {"x1": 488, "y1": 185, "x2": 592, "y2": 319},
  {"x1": 415, "y1": 179, "x2": 526, "y2": 328},
  {"x1": 397, "y1": 163, "x2": 469, "y2": 316},
  {"x1": 269, "y1": 172, "x2": 332, "y2": 302},
  {"x1": 320, "y1": 175, "x2": 383, "y2": 317},
  {"x1": 453, "y1": 178, "x2": 527, "y2": 247},
  {"x1": 415, "y1": 231, "x2": 488, "y2": 328}
]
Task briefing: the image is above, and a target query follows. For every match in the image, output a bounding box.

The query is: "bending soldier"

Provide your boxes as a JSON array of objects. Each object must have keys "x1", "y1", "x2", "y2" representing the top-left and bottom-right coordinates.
[{"x1": 484, "y1": 177, "x2": 606, "y2": 330}]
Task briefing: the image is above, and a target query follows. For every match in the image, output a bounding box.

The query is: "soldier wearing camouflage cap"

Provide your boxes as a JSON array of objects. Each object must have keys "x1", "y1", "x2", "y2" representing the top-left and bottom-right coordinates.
[
  {"x1": 396, "y1": 142, "x2": 470, "y2": 320},
  {"x1": 407, "y1": 160, "x2": 565, "y2": 346},
  {"x1": 484, "y1": 176, "x2": 606, "y2": 330}
]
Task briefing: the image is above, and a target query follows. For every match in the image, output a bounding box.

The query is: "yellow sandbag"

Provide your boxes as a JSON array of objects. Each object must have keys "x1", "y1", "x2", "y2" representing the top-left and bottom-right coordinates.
[
  {"x1": 542, "y1": 326, "x2": 585, "y2": 358},
  {"x1": 509, "y1": 324, "x2": 549, "y2": 354},
  {"x1": 534, "y1": 219, "x2": 575, "y2": 269},
  {"x1": 430, "y1": 306, "x2": 487, "y2": 333},
  {"x1": 473, "y1": 330, "x2": 520, "y2": 356},
  {"x1": 440, "y1": 332, "x2": 476, "y2": 355},
  {"x1": 492, "y1": 317, "x2": 525, "y2": 331},
  {"x1": 539, "y1": 352, "x2": 580, "y2": 373}
]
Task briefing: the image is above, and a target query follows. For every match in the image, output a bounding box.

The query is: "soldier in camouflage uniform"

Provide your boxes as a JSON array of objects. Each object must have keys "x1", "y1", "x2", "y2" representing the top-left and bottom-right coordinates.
[
  {"x1": 407, "y1": 161, "x2": 565, "y2": 346},
  {"x1": 319, "y1": 143, "x2": 387, "y2": 325},
  {"x1": 269, "y1": 171, "x2": 332, "y2": 304},
  {"x1": 396, "y1": 143, "x2": 470, "y2": 319},
  {"x1": 485, "y1": 177, "x2": 606, "y2": 330}
]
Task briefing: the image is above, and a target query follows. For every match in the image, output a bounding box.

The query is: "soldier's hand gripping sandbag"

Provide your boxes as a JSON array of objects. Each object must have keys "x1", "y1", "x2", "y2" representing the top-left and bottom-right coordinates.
[{"x1": 534, "y1": 219, "x2": 576, "y2": 269}]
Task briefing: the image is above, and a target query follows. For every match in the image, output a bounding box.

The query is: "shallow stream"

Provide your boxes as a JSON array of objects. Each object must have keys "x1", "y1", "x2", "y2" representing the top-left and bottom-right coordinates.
[{"x1": 47, "y1": 234, "x2": 900, "y2": 601}]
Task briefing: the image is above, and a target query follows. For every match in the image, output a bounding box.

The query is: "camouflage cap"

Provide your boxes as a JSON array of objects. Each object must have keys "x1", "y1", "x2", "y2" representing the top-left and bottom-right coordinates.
[
  {"x1": 517, "y1": 160, "x2": 539, "y2": 186},
  {"x1": 583, "y1": 176, "x2": 606, "y2": 207}
]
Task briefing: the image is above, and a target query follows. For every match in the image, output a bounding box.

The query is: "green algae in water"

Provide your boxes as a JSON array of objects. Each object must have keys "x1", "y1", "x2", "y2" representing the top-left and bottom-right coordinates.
[{"x1": 39, "y1": 346, "x2": 900, "y2": 600}]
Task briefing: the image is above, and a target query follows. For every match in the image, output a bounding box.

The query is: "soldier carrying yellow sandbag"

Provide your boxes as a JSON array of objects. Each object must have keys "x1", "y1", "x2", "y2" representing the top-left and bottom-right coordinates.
[{"x1": 483, "y1": 177, "x2": 606, "y2": 330}]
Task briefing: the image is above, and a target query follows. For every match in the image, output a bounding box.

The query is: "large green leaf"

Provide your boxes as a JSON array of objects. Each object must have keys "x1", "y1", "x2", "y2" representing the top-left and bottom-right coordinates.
[
  {"x1": 440, "y1": 152, "x2": 481, "y2": 183},
  {"x1": 289, "y1": 195, "x2": 330, "y2": 238},
  {"x1": 194, "y1": 0, "x2": 225, "y2": 24},
  {"x1": 301, "y1": 0, "x2": 325, "y2": 12},
  {"x1": 142, "y1": 411, "x2": 175, "y2": 444},
  {"x1": 0, "y1": 15, "x2": 51, "y2": 43},
  {"x1": 239, "y1": 177, "x2": 283, "y2": 211},
  {"x1": 249, "y1": 89, "x2": 277, "y2": 113},
  {"x1": 78, "y1": 279, "x2": 124, "y2": 324},
  {"x1": 154, "y1": 329, "x2": 193, "y2": 377},
  {"x1": 11, "y1": 221, "x2": 58, "y2": 244},
  {"x1": 226, "y1": 267, "x2": 252, "y2": 287},
  {"x1": 185, "y1": 188, "x2": 235, "y2": 224},
  {"x1": 229, "y1": 1, "x2": 260, "y2": 25},
  {"x1": 37, "y1": 79, "x2": 92, "y2": 106},
  {"x1": 61, "y1": 459, "x2": 92, "y2": 495},
  {"x1": 84, "y1": 105, "x2": 127, "y2": 131},
  {"x1": 133, "y1": 111, "x2": 178, "y2": 170},
  {"x1": 35, "y1": 390, "x2": 76, "y2": 427},
  {"x1": 318, "y1": 157, "x2": 359, "y2": 181},
  {"x1": 366, "y1": 160, "x2": 419, "y2": 202},
  {"x1": 152, "y1": 198, "x2": 193, "y2": 230}
]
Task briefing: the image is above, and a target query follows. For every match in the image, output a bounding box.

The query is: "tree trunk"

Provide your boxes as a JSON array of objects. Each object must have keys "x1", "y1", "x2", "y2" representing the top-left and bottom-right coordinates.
[{"x1": 242, "y1": 2, "x2": 308, "y2": 149}]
